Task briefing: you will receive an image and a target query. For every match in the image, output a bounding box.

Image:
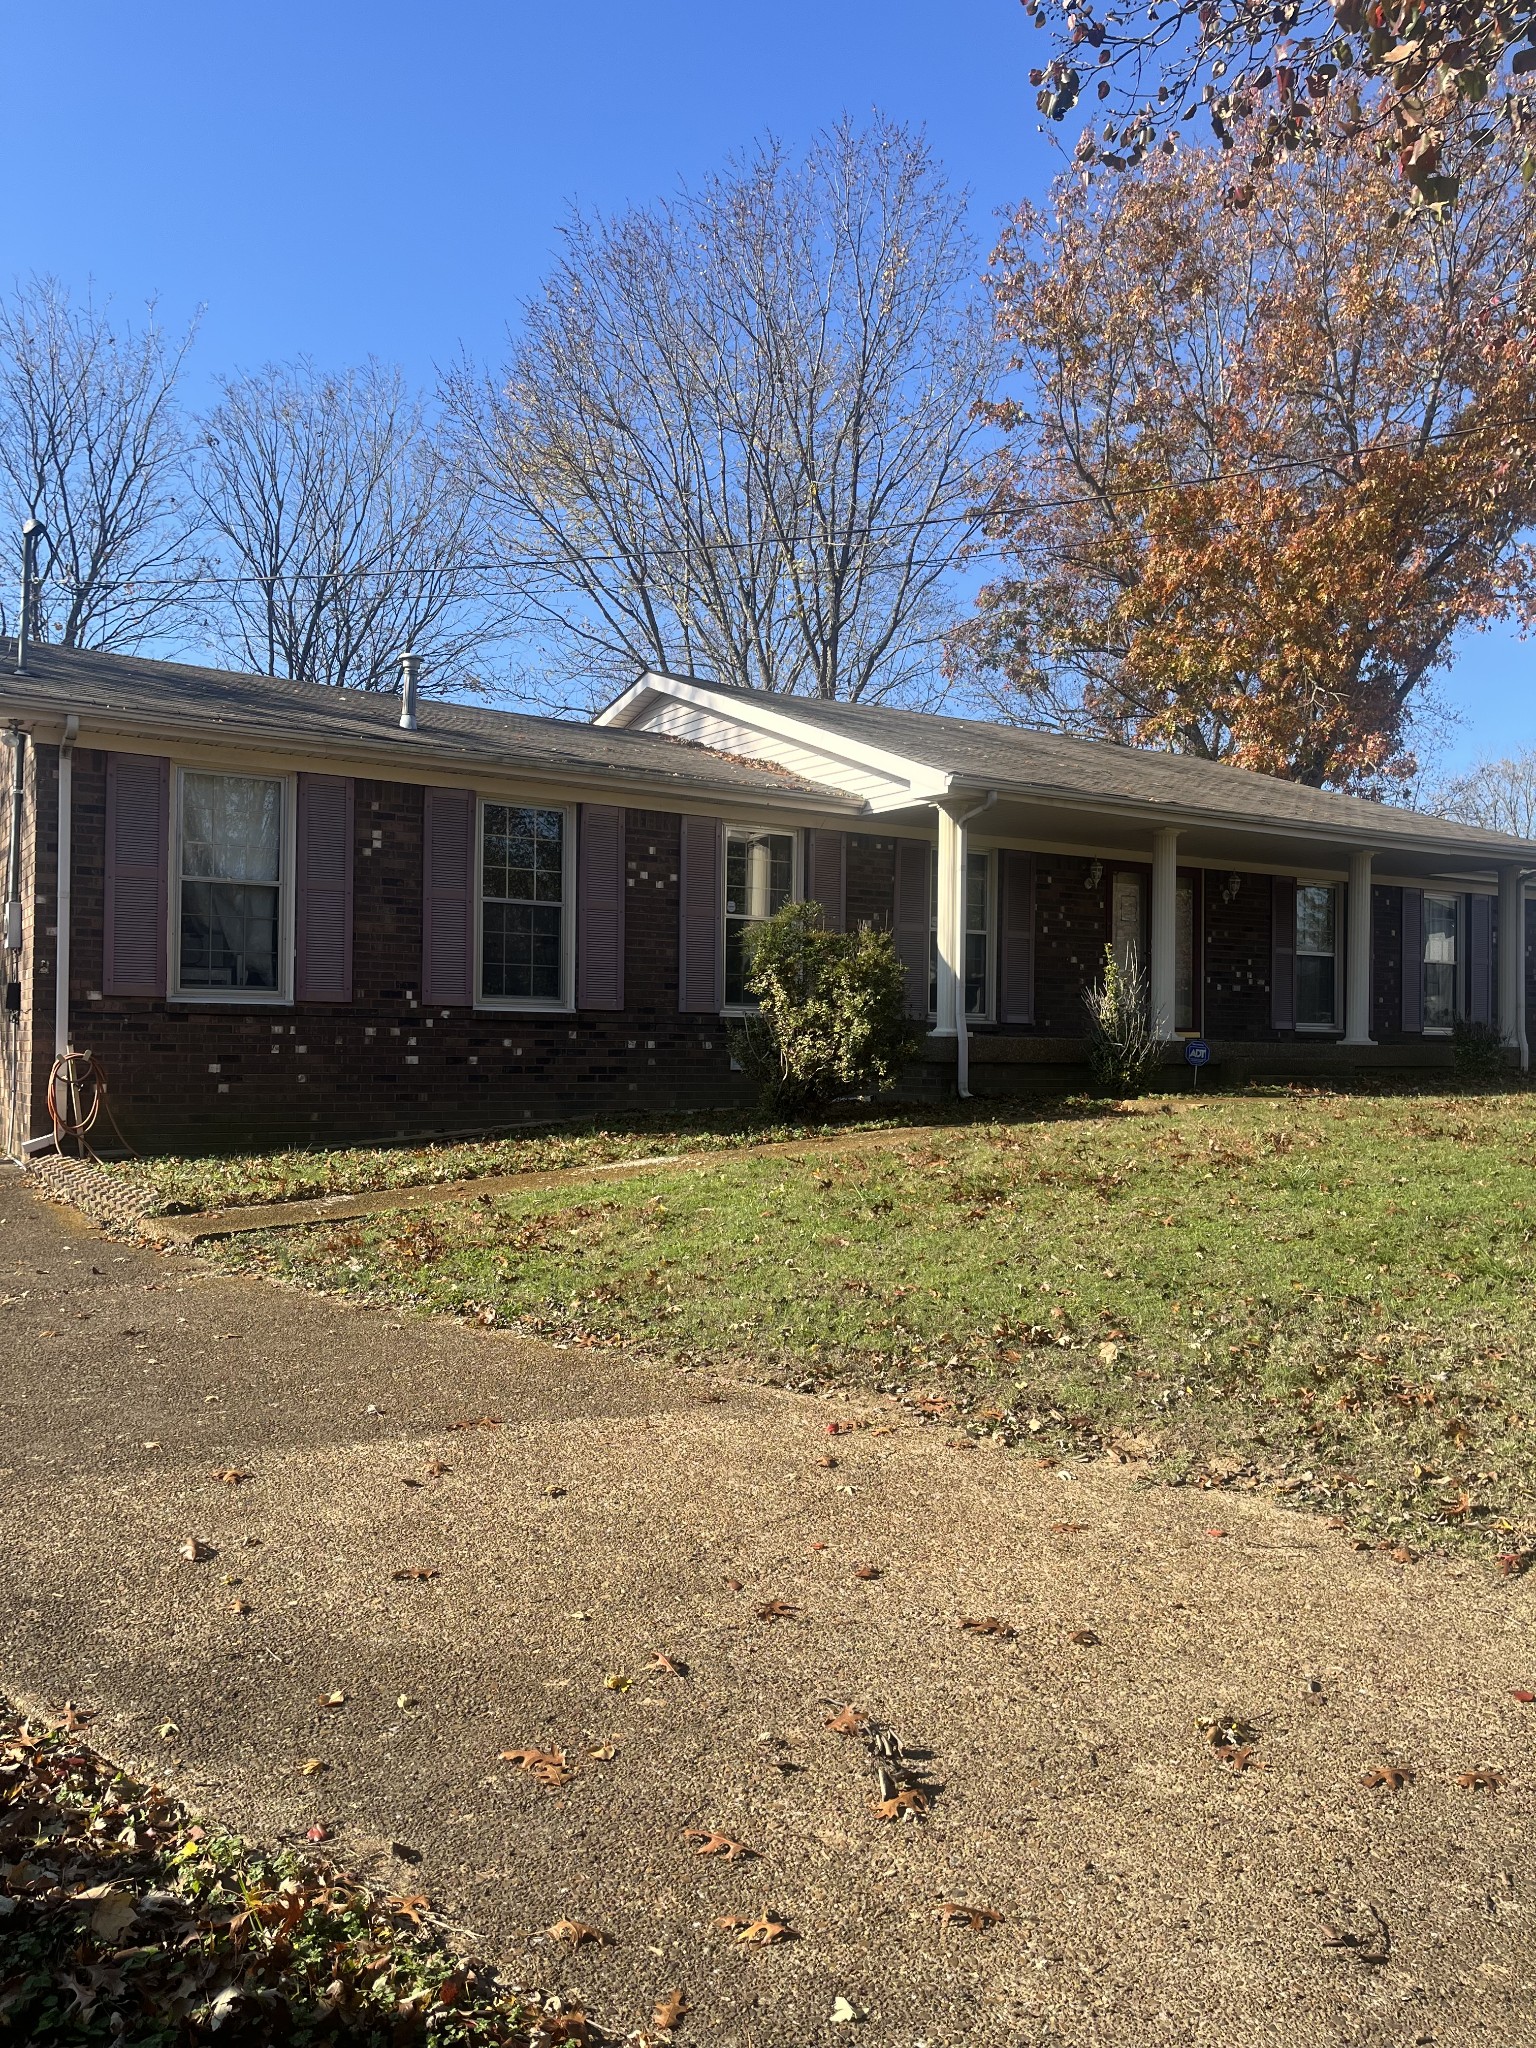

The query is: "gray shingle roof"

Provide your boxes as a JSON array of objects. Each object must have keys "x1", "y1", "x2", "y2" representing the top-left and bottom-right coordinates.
[
  {"x1": 0, "y1": 642, "x2": 853, "y2": 805},
  {"x1": 685, "y1": 680, "x2": 1536, "y2": 858}
]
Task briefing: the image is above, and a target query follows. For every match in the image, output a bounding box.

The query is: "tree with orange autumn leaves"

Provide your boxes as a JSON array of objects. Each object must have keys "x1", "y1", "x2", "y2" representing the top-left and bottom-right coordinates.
[{"x1": 955, "y1": 115, "x2": 1536, "y2": 789}]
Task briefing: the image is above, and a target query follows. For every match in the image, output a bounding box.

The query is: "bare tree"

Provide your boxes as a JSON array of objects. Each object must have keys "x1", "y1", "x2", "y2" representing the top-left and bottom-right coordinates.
[
  {"x1": 194, "y1": 360, "x2": 491, "y2": 693},
  {"x1": 447, "y1": 116, "x2": 994, "y2": 710},
  {"x1": 1423, "y1": 749, "x2": 1536, "y2": 838},
  {"x1": 0, "y1": 276, "x2": 199, "y2": 649}
]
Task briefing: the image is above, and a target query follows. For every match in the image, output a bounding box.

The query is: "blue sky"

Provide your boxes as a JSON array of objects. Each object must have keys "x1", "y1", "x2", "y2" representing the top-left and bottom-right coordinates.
[{"x1": 2, "y1": 0, "x2": 1527, "y2": 768}]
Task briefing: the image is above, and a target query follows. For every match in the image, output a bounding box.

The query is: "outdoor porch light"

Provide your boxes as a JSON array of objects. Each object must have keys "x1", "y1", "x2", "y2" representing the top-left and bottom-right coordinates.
[{"x1": 1086, "y1": 859, "x2": 1103, "y2": 889}]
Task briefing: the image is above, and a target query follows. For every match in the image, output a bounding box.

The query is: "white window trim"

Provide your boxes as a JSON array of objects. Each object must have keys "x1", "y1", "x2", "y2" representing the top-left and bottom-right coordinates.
[
  {"x1": 929, "y1": 844, "x2": 995, "y2": 1026},
  {"x1": 474, "y1": 797, "x2": 577, "y2": 1013},
  {"x1": 169, "y1": 765, "x2": 296, "y2": 1007},
  {"x1": 1294, "y1": 881, "x2": 1341, "y2": 1033},
  {"x1": 721, "y1": 824, "x2": 803, "y2": 1016},
  {"x1": 1421, "y1": 890, "x2": 1461, "y2": 1037}
]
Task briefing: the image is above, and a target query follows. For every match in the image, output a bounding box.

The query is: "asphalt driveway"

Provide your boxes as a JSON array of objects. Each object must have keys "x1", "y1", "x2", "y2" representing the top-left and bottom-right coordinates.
[{"x1": 1, "y1": 1169, "x2": 1532, "y2": 2047}]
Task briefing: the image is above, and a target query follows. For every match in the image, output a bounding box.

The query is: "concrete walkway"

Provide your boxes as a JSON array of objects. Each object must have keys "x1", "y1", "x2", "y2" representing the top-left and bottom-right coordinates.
[{"x1": 1, "y1": 1175, "x2": 1532, "y2": 2047}]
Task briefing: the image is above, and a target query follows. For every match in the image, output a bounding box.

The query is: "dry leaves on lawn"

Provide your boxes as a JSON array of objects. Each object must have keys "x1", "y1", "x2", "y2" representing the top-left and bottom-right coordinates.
[
  {"x1": 960, "y1": 1617, "x2": 1016, "y2": 1640},
  {"x1": 648, "y1": 1652, "x2": 689, "y2": 1678},
  {"x1": 852, "y1": 1564, "x2": 881, "y2": 1581},
  {"x1": 1457, "y1": 1768, "x2": 1504, "y2": 1791},
  {"x1": 1067, "y1": 1628, "x2": 1101, "y2": 1646},
  {"x1": 717, "y1": 1914, "x2": 793, "y2": 1945},
  {"x1": 683, "y1": 1828, "x2": 752, "y2": 1861},
  {"x1": 755, "y1": 1599, "x2": 800, "y2": 1622},
  {"x1": 937, "y1": 1901, "x2": 1003, "y2": 1931},
  {"x1": 391, "y1": 1566, "x2": 440, "y2": 1582},
  {"x1": 387, "y1": 1894, "x2": 432, "y2": 1927},
  {"x1": 1362, "y1": 1766, "x2": 1415, "y2": 1790},
  {"x1": 316, "y1": 1690, "x2": 347, "y2": 1711},
  {"x1": 212, "y1": 1468, "x2": 251, "y2": 1485},
  {"x1": 653, "y1": 1989, "x2": 690, "y2": 2030},
  {"x1": 547, "y1": 1918, "x2": 610, "y2": 1947}
]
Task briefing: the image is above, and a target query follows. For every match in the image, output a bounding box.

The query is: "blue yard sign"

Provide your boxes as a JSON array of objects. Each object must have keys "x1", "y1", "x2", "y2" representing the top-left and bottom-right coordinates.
[{"x1": 1184, "y1": 1037, "x2": 1211, "y2": 1087}]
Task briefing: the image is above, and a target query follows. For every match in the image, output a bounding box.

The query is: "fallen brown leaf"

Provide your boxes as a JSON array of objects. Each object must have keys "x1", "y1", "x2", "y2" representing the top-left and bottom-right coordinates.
[
  {"x1": 1457, "y1": 1768, "x2": 1504, "y2": 1791},
  {"x1": 499, "y1": 1745, "x2": 575, "y2": 1787},
  {"x1": 853, "y1": 1564, "x2": 882, "y2": 1581},
  {"x1": 424, "y1": 1459, "x2": 452, "y2": 1476},
  {"x1": 1511, "y1": 1689, "x2": 1536, "y2": 1704},
  {"x1": 873, "y1": 1787, "x2": 930, "y2": 1819},
  {"x1": 723, "y1": 1575, "x2": 744, "y2": 1592},
  {"x1": 299, "y1": 1757, "x2": 327, "y2": 1777},
  {"x1": 960, "y1": 1616, "x2": 1016, "y2": 1640},
  {"x1": 387, "y1": 1893, "x2": 431, "y2": 1926},
  {"x1": 1050, "y1": 1521, "x2": 1088, "y2": 1534},
  {"x1": 391, "y1": 1566, "x2": 440, "y2": 1582},
  {"x1": 649, "y1": 1652, "x2": 689, "y2": 1678},
  {"x1": 823, "y1": 1705, "x2": 868, "y2": 1736},
  {"x1": 937, "y1": 1900, "x2": 1003, "y2": 1931},
  {"x1": 1362, "y1": 1766, "x2": 1415, "y2": 1790},
  {"x1": 683, "y1": 1828, "x2": 752, "y2": 1861},
  {"x1": 719, "y1": 1914, "x2": 792, "y2": 1944},
  {"x1": 317, "y1": 1690, "x2": 347, "y2": 1710},
  {"x1": 755, "y1": 1599, "x2": 800, "y2": 1622},
  {"x1": 652, "y1": 1988, "x2": 689, "y2": 2030},
  {"x1": 212, "y1": 1468, "x2": 250, "y2": 1486},
  {"x1": 1214, "y1": 1744, "x2": 1263, "y2": 1772},
  {"x1": 547, "y1": 1918, "x2": 609, "y2": 1947},
  {"x1": 448, "y1": 1416, "x2": 504, "y2": 1431},
  {"x1": 1067, "y1": 1628, "x2": 1101, "y2": 1646},
  {"x1": 177, "y1": 1538, "x2": 215, "y2": 1563}
]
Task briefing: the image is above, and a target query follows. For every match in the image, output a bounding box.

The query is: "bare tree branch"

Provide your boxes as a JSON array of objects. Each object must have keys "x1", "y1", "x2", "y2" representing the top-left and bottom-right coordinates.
[
  {"x1": 447, "y1": 115, "x2": 996, "y2": 711},
  {"x1": 194, "y1": 360, "x2": 497, "y2": 693},
  {"x1": 0, "y1": 276, "x2": 200, "y2": 649}
]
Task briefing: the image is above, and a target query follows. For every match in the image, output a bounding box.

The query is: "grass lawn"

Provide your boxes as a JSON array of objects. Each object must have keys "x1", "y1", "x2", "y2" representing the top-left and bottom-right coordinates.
[
  {"x1": 202, "y1": 1086, "x2": 1536, "y2": 1562},
  {"x1": 105, "y1": 1107, "x2": 936, "y2": 1213}
]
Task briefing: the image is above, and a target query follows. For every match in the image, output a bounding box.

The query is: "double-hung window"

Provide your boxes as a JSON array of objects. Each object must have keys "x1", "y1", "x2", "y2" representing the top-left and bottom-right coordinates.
[
  {"x1": 480, "y1": 803, "x2": 569, "y2": 1005},
  {"x1": 1295, "y1": 884, "x2": 1338, "y2": 1029},
  {"x1": 929, "y1": 847, "x2": 991, "y2": 1019},
  {"x1": 1422, "y1": 892, "x2": 1459, "y2": 1033},
  {"x1": 175, "y1": 770, "x2": 288, "y2": 999},
  {"x1": 724, "y1": 827, "x2": 795, "y2": 1006}
]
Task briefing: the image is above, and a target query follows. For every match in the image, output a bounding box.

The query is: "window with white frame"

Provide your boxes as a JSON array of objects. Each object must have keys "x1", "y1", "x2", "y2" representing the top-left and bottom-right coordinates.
[
  {"x1": 928, "y1": 847, "x2": 991, "y2": 1018},
  {"x1": 1295, "y1": 884, "x2": 1338, "y2": 1028},
  {"x1": 481, "y1": 803, "x2": 568, "y2": 1004},
  {"x1": 176, "y1": 771, "x2": 286, "y2": 996},
  {"x1": 724, "y1": 827, "x2": 795, "y2": 1006},
  {"x1": 1423, "y1": 892, "x2": 1460, "y2": 1032}
]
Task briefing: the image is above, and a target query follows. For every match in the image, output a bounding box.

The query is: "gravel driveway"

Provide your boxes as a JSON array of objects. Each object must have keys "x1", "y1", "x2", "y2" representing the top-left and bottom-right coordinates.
[{"x1": 1, "y1": 1171, "x2": 1532, "y2": 2047}]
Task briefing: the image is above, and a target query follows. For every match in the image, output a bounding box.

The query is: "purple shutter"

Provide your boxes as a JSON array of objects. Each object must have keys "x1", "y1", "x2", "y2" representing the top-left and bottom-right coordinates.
[
  {"x1": 421, "y1": 786, "x2": 475, "y2": 1005},
  {"x1": 806, "y1": 829, "x2": 847, "y2": 932},
  {"x1": 1271, "y1": 876, "x2": 1296, "y2": 1030},
  {"x1": 1401, "y1": 888, "x2": 1423, "y2": 1032},
  {"x1": 1469, "y1": 893, "x2": 1493, "y2": 1024},
  {"x1": 577, "y1": 803, "x2": 625, "y2": 1010},
  {"x1": 295, "y1": 774, "x2": 354, "y2": 1002},
  {"x1": 998, "y1": 850, "x2": 1036, "y2": 1026},
  {"x1": 103, "y1": 751, "x2": 169, "y2": 998},
  {"x1": 678, "y1": 814, "x2": 722, "y2": 1012},
  {"x1": 892, "y1": 836, "x2": 931, "y2": 1020}
]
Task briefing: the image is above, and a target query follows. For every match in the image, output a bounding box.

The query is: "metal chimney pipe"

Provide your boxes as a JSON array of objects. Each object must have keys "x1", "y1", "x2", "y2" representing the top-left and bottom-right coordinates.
[
  {"x1": 15, "y1": 518, "x2": 45, "y2": 676},
  {"x1": 398, "y1": 648, "x2": 420, "y2": 731}
]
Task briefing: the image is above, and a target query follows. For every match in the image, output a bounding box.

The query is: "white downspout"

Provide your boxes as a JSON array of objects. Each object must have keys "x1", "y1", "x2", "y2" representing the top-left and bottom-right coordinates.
[
  {"x1": 1520, "y1": 873, "x2": 1529, "y2": 1076},
  {"x1": 944, "y1": 791, "x2": 997, "y2": 1101},
  {"x1": 55, "y1": 714, "x2": 77, "y2": 1065}
]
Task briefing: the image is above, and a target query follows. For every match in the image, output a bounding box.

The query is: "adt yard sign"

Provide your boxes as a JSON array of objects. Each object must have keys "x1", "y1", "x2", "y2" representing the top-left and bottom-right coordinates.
[{"x1": 1184, "y1": 1038, "x2": 1211, "y2": 1087}]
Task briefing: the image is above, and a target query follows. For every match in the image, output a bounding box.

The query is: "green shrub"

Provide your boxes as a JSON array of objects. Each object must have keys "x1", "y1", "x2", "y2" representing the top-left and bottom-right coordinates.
[
  {"x1": 1452, "y1": 1015, "x2": 1508, "y2": 1083},
  {"x1": 1083, "y1": 942, "x2": 1164, "y2": 1096},
  {"x1": 729, "y1": 902, "x2": 923, "y2": 1114}
]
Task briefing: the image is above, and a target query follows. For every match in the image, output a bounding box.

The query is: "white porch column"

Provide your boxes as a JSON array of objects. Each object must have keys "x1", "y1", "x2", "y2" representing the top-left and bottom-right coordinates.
[
  {"x1": 1498, "y1": 862, "x2": 1523, "y2": 1050},
  {"x1": 1342, "y1": 848, "x2": 1375, "y2": 1046},
  {"x1": 1149, "y1": 827, "x2": 1178, "y2": 1041},
  {"x1": 933, "y1": 802, "x2": 963, "y2": 1039}
]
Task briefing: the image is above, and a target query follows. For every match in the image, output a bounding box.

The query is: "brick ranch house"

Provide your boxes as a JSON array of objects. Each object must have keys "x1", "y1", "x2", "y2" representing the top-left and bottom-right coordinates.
[{"x1": 2, "y1": 638, "x2": 1534, "y2": 1156}]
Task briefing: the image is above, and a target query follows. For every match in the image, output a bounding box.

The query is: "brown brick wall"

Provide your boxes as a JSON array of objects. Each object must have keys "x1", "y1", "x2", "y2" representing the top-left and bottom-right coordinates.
[{"x1": 59, "y1": 759, "x2": 746, "y2": 1152}]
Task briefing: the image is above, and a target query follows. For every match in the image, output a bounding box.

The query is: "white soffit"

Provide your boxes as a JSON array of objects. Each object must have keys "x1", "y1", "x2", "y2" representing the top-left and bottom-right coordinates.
[{"x1": 597, "y1": 674, "x2": 947, "y2": 811}]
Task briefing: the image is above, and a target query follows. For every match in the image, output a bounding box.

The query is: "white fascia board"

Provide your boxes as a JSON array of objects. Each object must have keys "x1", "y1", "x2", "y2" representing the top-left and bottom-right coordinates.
[{"x1": 597, "y1": 672, "x2": 950, "y2": 804}]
